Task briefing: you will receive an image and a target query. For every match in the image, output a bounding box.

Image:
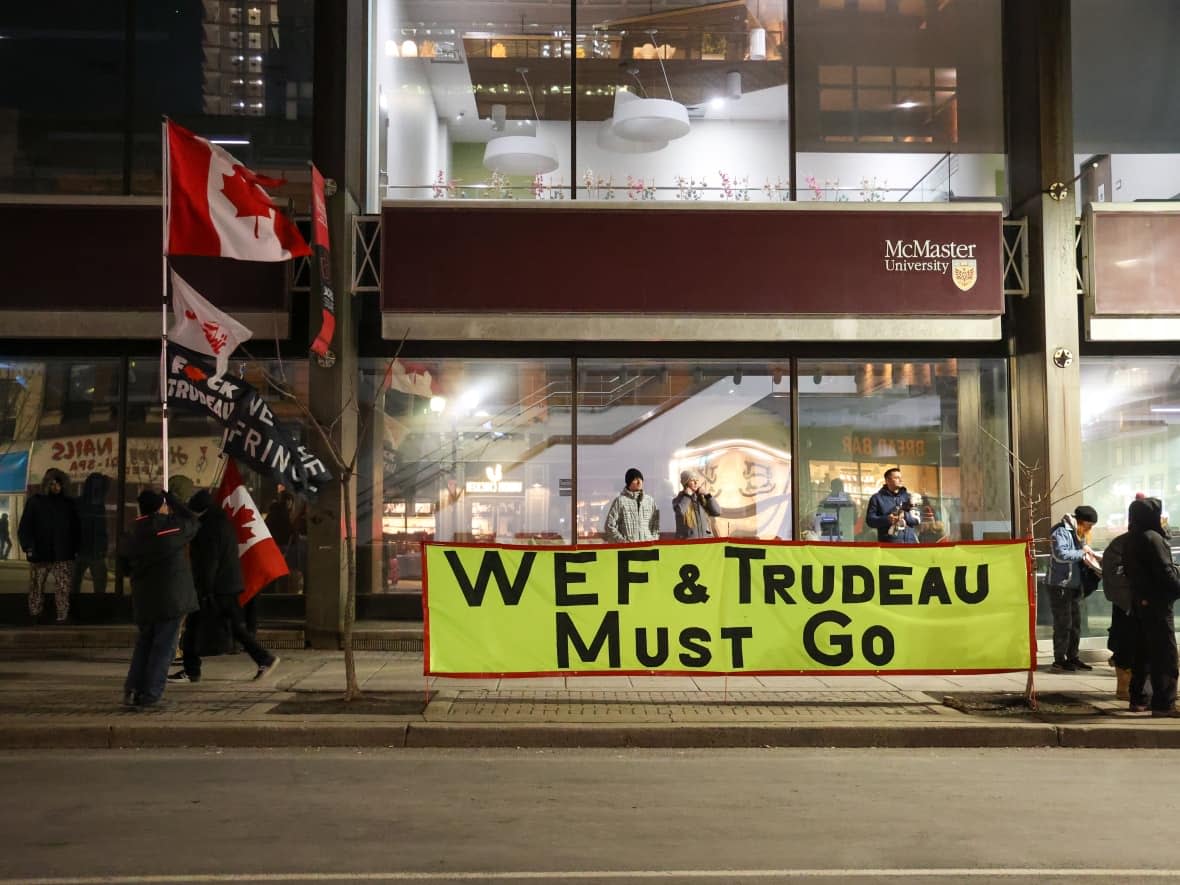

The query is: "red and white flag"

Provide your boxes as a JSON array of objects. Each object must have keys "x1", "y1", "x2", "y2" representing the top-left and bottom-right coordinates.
[
  {"x1": 166, "y1": 120, "x2": 311, "y2": 262},
  {"x1": 215, "y1": 459, "x2": 289, "y2": 606},
  {"x1": 385, "y1": 359, "x2": 434, "y2": 398},
  {"x1": 169, "y1": 269, "x2": 252, "y2": 381}
]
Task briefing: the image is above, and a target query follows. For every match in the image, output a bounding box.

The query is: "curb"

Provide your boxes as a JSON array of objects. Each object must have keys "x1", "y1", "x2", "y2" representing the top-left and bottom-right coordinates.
[{"x1": 0, "y1": 720, "x2": 1066, "y2": 750}]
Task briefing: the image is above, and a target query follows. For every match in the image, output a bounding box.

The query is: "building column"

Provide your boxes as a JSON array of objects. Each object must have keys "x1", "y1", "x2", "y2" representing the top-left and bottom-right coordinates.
[
  {"x1": 305, "y1": 0, "x2": 368, "y2": 648},
  {"x1": 1003, "y1": 0, "x2": 1081, "y2": 537}
]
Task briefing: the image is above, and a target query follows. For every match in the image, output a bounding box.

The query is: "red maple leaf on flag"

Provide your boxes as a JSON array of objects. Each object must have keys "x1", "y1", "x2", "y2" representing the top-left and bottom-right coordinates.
[
  {"x1": 221, "y1": 165, "x2": 281, "y2": 239},
  {"x1": 224, "y1": 501, "x2": 257, "y2": 545},
  {"x1": 183, "y1": 364, "x2": 208, "y2": 382}
]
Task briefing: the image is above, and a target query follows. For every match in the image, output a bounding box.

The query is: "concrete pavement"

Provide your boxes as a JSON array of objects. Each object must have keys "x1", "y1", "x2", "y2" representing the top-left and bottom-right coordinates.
[{"x1": 1, "y1": 626, "x2": 1177, "y2": 749}]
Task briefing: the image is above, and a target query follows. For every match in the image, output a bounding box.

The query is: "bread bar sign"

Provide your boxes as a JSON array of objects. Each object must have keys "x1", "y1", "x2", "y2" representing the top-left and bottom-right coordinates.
[{"x1": 883, "y1": 239, "x2": 978, "y2": 292}]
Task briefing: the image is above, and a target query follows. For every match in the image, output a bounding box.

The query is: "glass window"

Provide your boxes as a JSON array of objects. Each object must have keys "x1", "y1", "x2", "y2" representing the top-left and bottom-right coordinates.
[
  {"x1": 796, "y1": 358, "x2": 1011, "y2": 544},
  {"x1": 0, "y1": 359, "x2": 121, "y2": 607},
  {"x1": 577, "y1": 361, "x2": 792, "y2": 542},
  {"x1": 0, "y1": 9, "x2": 127, "y2": 193},
  {"x1": 1072, "y1": 0, "x2": 1180, "y2": 207},
  {"x1": 357, "y1": 358, "x2": 572, "y2": 595},
  {"x1": 795, "y1": 0, "x2": 1005, "y2": 203}
]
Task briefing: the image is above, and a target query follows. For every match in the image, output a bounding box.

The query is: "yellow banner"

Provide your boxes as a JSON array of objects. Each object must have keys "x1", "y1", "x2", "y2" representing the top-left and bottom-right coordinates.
[{"x1": 424, "y1": 541, "x2": 1033, "y2": 675}]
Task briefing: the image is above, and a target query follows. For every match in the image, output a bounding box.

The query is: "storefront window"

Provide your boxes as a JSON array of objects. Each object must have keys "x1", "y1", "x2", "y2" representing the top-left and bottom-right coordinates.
[
  {"x1": 1072, "y1": 0, "x2": 1180, "y2": 208},
  {"x1": 359, "y1": 358, "x2": 573, "y2": 595},
  {"x1": 0, "y1": 359, "x2": 121, "y2": 614},
  {"x1": 577, "y1": 361, "x2": 792, "y2": 541},
  {"x1": 796, "y1": 358, "x2": 1011, "y2": 543},
  {"x1": 794, "y1": 1, "x2": 1005, "y2": 203}
]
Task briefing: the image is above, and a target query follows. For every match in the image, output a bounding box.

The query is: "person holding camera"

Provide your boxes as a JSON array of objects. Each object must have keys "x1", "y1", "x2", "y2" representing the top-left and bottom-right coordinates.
[
  {"x1": 865, "y1": 467, "x2": 918, "y2": 544},
  {"x1": 673, "y1": 470, "x2": 721, "y2": 539}
]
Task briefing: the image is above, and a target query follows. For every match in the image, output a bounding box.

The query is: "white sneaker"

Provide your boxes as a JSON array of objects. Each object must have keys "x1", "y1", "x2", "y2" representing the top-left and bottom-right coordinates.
[{"x1": 253, "y1": 657, "x2": 280, "y2": 681}]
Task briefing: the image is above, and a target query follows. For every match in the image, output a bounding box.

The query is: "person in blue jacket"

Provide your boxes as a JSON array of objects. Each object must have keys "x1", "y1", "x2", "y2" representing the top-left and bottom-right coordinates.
[
  {"x1": 865, "y1": 468, "x2": 918, "y2": 543},
  {"x1": 1046, "y1": 504, "x2": 1098, "y2": 672}
]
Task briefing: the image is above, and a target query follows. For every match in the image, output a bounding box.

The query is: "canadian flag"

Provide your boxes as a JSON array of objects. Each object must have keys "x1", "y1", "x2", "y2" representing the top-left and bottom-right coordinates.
[
  {"x1": 166, "y1": 120, "x2": 311, "y2": 262},
  {"x1": 216, "y1": 459, "x2": 289, "y2": 606},
  {"x1": 169, "y1": 269, "x2": 252, "y2": 381},
  {"x1": 385, "y1": 359, "x2": 434, "y2": 398}
]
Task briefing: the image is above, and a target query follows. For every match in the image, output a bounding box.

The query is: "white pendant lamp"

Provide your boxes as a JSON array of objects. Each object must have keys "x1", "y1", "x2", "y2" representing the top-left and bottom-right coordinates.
[
  {"x1": 596, "y1": 114, "x2": 667, "y2": 153},
  {"x1": 608, "y1": 36, "x2": 690, "y2": 144},
  {"x1": 483, "y1": 135, "x2": 558, "y2": 175},
  {"x1": 611, "y1": 89, "x2": 689, "y2": 142},
  {"x1": 483, "y1": 67, "x2": 558, "y2": 176}
]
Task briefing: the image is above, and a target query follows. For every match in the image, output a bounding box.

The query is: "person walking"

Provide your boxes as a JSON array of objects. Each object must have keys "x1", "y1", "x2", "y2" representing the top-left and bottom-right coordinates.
[
  {"x1": 1046, "y1": 504, "x2": 1099, "y2": 672},
  {"x1": 118, "y1": 489, "x2": 200, "y2": 709},
  {"x1": 0, "y1": 512, "x2": 11, "y2": 559},
  {"x1": 672, "y1": 469, "x2": 721, "y2": 539},
  {"x1": 73, "y1": 472, "x2": 110, "y2": 595},
  {"x1": 18, "y1": 468, "x2": 80, "y2": 622},
  {"x1": 169, "y1": 490, "x2": 280, "y2": 684},
  {"x1": 865, "y1": 468, "x2": 918, "y2": 544},
  {"x1": 603, "y1": 467, "x2": 659, "y2": 543},
  {"x1": 1125, "y1": 497, "x2": 1180, "y2": 716}
]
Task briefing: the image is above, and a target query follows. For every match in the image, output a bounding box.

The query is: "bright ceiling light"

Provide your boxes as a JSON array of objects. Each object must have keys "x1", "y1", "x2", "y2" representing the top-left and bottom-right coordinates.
[{"x1": 611, "y1": 89, "x2": 690, "y2": 142}]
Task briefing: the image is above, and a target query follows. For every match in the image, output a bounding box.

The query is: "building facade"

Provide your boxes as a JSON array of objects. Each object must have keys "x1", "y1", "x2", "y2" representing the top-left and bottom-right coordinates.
[{"x1": 0, "y1": 1, "x2": 1177, "y2": 657}]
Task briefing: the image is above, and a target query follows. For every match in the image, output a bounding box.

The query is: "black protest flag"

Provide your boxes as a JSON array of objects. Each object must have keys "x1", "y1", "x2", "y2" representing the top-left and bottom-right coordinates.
[
  {"x1": 164, "y1": 341, "x2": 256, "y2": 423},
  {"x1": 309, "y1": 164, "x2": 336, "y2": 360}
]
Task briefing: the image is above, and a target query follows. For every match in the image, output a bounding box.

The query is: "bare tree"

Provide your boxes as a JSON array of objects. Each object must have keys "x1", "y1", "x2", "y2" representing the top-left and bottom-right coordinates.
[{"x1": 250, "y1": 333, "x2": 407, "y2": 701}]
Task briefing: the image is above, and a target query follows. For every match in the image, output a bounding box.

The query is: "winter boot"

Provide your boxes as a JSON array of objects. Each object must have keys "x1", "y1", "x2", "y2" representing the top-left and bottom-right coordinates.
[{"x1": 1115, "y1": 666, "x2": 1132, "y2": 701}]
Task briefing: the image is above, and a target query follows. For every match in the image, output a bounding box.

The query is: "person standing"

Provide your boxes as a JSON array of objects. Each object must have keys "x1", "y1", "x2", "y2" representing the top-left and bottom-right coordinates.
[
  {"x1": 603, "y1": 467, "x2": 659, "y2": 543},
  {"x1": 18, "y1": 468, "x2": 80, "y2": 622},
  {"x1": 118, "y1": 489, "x2": 200, "y2": 709},
  {"x1": 169, "y1": 490, "x2": 280, "y2": 684},
  {"x1": 865, "y1": 468, "x2": 918, "y2": 544},
  {"x1": 0, "y1": 512, "x2": 10, "y2": 559},
  {"x1": 1124, "y1": 497, "x2": 1180, "y2": 716},
  {"x1": 672, "y1": 470, "x2": 721, "y2": 539},
  {"x1": 73, "y1": 472, "x2": 110, "y2": 595},
  {"x1": 1046, "y1": 504, "x2": 1099, "y2": 672}
]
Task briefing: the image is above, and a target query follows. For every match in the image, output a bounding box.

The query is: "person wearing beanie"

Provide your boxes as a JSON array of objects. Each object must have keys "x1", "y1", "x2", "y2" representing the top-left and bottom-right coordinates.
[
  {"x1": 1046, "y1": 504, "x2": 1099, "y2": 672},
  {"x1": 169, "y1": 489, "x2": 280, "y2": 685},
  {"x1": 117, "y1": 488, "x2": 200, "y2": 709},
  {"x1": 1124, "y1": 497, "x2": 1180, "y2": 716},
  {"x1": 603, "y1": 467, "x2": 659, "y2": 543},
  {"x1": 672, "y1": 469, "x2": 721, "y2": 540},
  {"x1": 18, "y1": 468, "x2": 80, "y2": 623}
]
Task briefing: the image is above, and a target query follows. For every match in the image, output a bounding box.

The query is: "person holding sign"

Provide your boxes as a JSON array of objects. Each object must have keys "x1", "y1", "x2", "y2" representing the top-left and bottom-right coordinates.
[
  {"x1": 673, "y1": 470, "x2": 721, "y2": 539},
  {"x1": 865, "y1": 468, "x2": 918, "y2": 544},
  {"x1": 603, "y1": 467, "x2": 659, "y2": 543},
  {"x1": 1046, "y1": 504, "x2": 1098, "y2": 672}
]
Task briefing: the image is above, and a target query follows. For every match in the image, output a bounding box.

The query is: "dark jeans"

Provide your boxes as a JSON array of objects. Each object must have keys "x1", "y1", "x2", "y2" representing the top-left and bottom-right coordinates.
[
  {"x1": 181, "y1": 595, "x2": 272, "y2": 677},
  {"x1": 1047, "y1": 585, "x2": 1082, "y2": 663},
  {"x1": 1130, "y1": 601, "x2": 1178, "y2": 712},
  {"x1": 1108, "y1": 605, "x2": 1137, "y2": 669},
  {"x1": 72, "y1": 555, "x2": 108, "y2": 594},
  {"x1": 124, "y1": 616, "x2": 183, "y2": 705}
]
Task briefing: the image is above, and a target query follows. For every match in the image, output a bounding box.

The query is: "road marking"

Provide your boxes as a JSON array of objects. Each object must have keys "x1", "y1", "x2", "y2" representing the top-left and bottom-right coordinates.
[{"x1": 10, "y1": 871, "x2": 1180, "y2": 883}]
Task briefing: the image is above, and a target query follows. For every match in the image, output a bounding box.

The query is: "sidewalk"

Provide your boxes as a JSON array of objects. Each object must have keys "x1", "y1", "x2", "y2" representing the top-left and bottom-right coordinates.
[{"x1": 3, "y1": 632, "x2": 1178, "y2": 749}]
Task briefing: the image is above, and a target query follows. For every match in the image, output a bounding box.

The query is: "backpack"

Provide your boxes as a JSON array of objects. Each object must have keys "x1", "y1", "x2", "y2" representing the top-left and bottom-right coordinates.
[{"x1": 1101, "y1": 533, "x2": 1131, "y2": 614}]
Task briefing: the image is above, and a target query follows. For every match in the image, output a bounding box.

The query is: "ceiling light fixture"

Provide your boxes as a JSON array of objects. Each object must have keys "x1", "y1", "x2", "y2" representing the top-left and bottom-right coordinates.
[
  {"x1": 483, "y1": 67, "x2": 558, "y2": 175},
  {"x1": 749, "y1": 27, "x2": 767, "y2": 61},
  {"x1": 607, "y1": 32, "x2": 689, "y2": 144}
]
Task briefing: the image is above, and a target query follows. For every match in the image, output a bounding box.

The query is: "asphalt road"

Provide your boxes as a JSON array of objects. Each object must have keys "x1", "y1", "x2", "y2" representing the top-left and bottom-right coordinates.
[{"x1": 2, "y1": 747, "x2": 1178, "y2": 884}]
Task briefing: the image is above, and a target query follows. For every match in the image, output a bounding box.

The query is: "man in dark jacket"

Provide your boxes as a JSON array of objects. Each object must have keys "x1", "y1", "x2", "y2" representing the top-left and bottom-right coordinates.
[
  {"x1": 1125, "y1": 497, "x2": 1180, "y2": 717},
  {"x1": 169, "y1": 489, "x2": 279, "y2": 684},
  {"x1": 18, "y1": 468, "x2": 80, "y2": 622},
  {"x1": 118, "y1": 489, "x2": 200, "y2": 709},
  {"x1": 865, "y1": 468, "x2": 918, "y2": 543},
  {"x1": 73, "y1": 472, "x2": 110, "y2": 595}
]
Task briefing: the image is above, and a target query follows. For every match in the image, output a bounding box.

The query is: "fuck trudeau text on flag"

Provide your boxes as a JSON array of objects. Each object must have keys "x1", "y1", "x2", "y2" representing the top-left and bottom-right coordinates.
[{"x1": 423, "y1": 540, "x2": 1034, "y2": 676}]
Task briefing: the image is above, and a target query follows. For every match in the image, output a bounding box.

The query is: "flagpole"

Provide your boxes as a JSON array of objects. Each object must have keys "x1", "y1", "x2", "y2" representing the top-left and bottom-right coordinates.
[{"x1": 161, "y1": 117, "x2": 171, "y2": 490}]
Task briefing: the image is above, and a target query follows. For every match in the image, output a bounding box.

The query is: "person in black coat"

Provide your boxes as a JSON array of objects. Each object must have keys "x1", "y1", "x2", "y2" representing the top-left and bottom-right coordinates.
[
  {"x1": 18, "y1": 468, "x2": 80, "y2": 622},
  {"x1": 169, "y1": 489, "x2": 279, "y2": 684},
  {"x1": 73, "y1": 472, "x2": 110, "y2": 595},
  {"x1": 865, "y1": 467, "x2": 918, "y2": 543},
  {"x1": 118, "y1": 489, "x2": 200, "y2": 709},
  {"x1": 1125, "y1": 497, "x2": 1180, "y2": 716}
]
